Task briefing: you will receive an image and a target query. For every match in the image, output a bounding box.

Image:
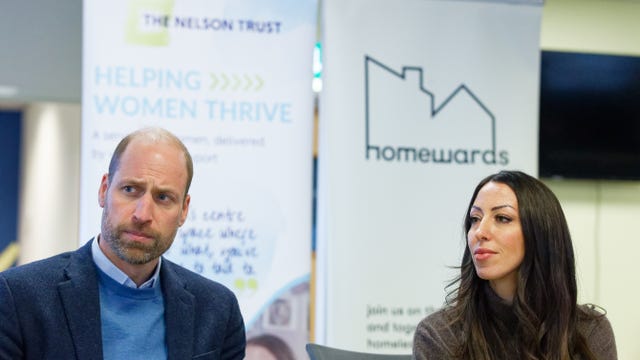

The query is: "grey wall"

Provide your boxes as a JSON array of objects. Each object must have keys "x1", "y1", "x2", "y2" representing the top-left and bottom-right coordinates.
[{"x1": 0, "y1": 0, "x2": 82, "y2": 103}]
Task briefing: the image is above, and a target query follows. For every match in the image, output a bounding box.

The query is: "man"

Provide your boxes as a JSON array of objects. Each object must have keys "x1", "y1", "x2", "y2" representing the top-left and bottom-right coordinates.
[{"x1": 0, "y1": 128, "x2": 246, "y2": 359}]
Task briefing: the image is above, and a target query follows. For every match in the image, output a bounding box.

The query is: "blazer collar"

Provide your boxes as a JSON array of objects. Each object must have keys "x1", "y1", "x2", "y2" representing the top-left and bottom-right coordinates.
[
  {"x1": 161, "y1": 259, "x2": 196, "y2": 360},
  {"x1": 56, "y1": 241, "x2": 197, "y2": 360},
  {"x1": 58, "y1": 240, "x2": 103, "y2": 360}
]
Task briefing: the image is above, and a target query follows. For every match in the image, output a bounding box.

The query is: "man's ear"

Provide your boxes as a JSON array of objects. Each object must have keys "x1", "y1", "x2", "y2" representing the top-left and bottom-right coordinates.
[
  {"x1": 179, "y1": 194, "x2": 191, "y2": 226},
  {"x1": 98, "y1": 174, "x2": 109, "y2": 208}
]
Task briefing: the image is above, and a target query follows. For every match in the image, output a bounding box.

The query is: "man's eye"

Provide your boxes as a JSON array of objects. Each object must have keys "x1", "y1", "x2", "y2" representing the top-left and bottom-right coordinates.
[{"x1": 123, "y1": 186, "x2": 134, "y2": 193}]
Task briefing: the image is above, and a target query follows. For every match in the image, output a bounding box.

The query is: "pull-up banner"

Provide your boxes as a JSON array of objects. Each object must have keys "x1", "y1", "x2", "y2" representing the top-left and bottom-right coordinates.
[
  {"x1": 81, "y1": 1, "x2": 317, "y2": 358},
  {"x1": 316, "y1": 0, "x2": 542, "y2": 353}
]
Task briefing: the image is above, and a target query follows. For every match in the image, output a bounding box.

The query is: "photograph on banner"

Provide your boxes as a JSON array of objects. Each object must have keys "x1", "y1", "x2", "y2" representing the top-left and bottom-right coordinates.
[
  {"x1": 81, "y1": 1, "x2": 317, "y2": 357},
  {"x1": 245, "y1": 281, "x2": 310, "y2": 360},
  {"x1": 316, "y1": 0, "x2": 542, "y2": 353}
]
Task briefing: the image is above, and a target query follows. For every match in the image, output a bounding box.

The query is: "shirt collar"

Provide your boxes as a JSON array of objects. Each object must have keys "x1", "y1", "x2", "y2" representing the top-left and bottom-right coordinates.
[{"x1": 91, "y1": 235, "x2": 162, "y2": 289}]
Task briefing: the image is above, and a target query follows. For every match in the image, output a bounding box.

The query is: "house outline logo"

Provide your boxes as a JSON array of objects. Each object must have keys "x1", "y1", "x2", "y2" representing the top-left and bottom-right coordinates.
[{"x1": 364, "y1": 55, "x2": 508, "y2": 165}]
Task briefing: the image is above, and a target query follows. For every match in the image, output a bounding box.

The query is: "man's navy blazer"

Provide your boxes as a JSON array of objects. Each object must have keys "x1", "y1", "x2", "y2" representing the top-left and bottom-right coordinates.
[{"x1": 0, "y1": 240, "x2": 246, "y2": 360}]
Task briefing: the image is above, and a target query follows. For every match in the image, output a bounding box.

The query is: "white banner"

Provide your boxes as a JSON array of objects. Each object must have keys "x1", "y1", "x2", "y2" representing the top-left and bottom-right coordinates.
[
  {"x1": 316, "y1": 0, "x2": 542, "y2": 353},
  {"x1": 81, "y1": 1, "x2": 317, "y2": 358}
]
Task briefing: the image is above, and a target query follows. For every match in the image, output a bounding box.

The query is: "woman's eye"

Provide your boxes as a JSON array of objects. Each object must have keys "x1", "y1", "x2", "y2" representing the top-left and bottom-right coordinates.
[
  {"x1": 496, "y1": 215, "x2": 511, "y2": 223},
  {"x1": 469, "y1": 216, "x2": 481, "y2": 224}
]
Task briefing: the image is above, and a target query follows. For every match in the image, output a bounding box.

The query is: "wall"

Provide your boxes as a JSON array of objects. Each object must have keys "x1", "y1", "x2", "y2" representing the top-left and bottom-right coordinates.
[
  {"x1": 17, "y1": 103, "x2": 81, "y2": 264},
  {"x1": 541, "y1": 0, "x2": 640, "y2": 56},
  {"x1": 0, "y1": 0, "x2": 81, "y2": 102},
  {"x1": 541, "y1": 0, "x2": 640, "y2": 358},
  {"x1": 545, "y1": 180, "x2": 640, "y2": 359}
]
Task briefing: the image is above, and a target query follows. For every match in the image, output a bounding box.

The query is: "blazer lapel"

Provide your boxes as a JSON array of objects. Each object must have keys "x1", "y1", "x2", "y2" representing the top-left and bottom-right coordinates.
[
  {"x1": 162, "y1": 261, "x2": 195, "y2": 360},
  {"x1": 57, "y1": 241, "x2": 103, "y2": 360}
]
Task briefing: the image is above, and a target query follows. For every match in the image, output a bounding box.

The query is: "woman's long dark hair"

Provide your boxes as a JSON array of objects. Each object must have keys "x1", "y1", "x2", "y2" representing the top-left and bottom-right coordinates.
[{"x1": 446, "y1": 170, "x2": 597, "y2": 360}]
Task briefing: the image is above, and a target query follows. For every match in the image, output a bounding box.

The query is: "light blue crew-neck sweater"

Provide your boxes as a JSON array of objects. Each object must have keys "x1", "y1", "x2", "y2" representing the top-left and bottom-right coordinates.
[{"x1": 96, "y1": 268, "x2": 167, "y2": 360}]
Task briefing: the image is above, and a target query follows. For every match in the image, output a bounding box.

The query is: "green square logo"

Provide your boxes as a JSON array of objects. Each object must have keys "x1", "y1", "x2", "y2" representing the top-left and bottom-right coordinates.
[{"x1": 125, "y1": 0, "x2": 175, "y2": 46}]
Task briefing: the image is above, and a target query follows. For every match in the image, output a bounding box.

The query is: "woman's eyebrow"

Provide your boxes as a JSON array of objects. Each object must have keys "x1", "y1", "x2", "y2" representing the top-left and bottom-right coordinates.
[{"x1": 491, "y1": 204, "x2": 516, "y2": 211}]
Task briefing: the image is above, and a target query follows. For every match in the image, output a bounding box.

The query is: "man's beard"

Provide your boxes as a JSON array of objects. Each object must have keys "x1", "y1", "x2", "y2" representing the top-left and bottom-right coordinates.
[{"x1": 101, "y1": 210, "x2": 175, "y2": 265}]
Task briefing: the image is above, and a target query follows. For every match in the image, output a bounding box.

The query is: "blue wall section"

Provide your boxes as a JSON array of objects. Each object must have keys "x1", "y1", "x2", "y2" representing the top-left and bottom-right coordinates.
[{"x1": 0, "y1": 110, "x2": 21, "y2": 269}]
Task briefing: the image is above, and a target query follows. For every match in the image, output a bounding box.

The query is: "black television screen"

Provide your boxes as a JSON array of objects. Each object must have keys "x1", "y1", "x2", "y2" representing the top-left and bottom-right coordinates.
[{"x1": 539, "y1": 50, "x2": 640, "y2": 180}]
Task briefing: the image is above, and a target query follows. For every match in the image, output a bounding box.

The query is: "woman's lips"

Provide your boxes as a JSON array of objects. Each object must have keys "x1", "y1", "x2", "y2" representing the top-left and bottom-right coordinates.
[{"x1": 473, "y1": 248, "x2": 496, "y2": 260}]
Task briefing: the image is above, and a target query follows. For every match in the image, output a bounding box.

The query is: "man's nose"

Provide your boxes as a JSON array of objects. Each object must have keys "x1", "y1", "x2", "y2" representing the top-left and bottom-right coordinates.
[{"x1": 132, "y1": 194, "x2": 153, "y2": 224}]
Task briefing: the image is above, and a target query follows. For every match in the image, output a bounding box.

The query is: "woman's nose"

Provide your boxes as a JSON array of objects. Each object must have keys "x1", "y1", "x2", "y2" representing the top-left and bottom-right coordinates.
[{"x1": 474, "y1": 219, "x2": 491, "y2": 240}]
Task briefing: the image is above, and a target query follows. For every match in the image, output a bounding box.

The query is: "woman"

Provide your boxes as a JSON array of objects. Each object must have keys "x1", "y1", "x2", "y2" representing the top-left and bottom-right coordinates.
[{"x1": 413, "y1": 170, "x2": 617, "y2": 359}]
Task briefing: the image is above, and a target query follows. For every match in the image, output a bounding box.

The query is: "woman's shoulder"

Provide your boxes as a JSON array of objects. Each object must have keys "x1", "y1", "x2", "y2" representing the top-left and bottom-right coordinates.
[
  {"x1": 576, "y1": 303, "x2": 613, "y2": 336},
  {"x1": 577, "y1": 303, "x2": 610, "y2": 327},
  {"x1": 416, "y1": 307, "x2": 456, "y2": 329},
  {"x1": 577, "y1": 304, "x2": 618, "y2": 359},
  {"x1": 413, "y1": 307, "x2": 461, "y2": 360}
]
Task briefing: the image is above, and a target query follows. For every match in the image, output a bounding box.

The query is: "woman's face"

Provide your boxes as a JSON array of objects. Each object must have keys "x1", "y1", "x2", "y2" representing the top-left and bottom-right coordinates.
[{"x1": 467, "y1": 181, "x2": 525, "y2": 301}]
